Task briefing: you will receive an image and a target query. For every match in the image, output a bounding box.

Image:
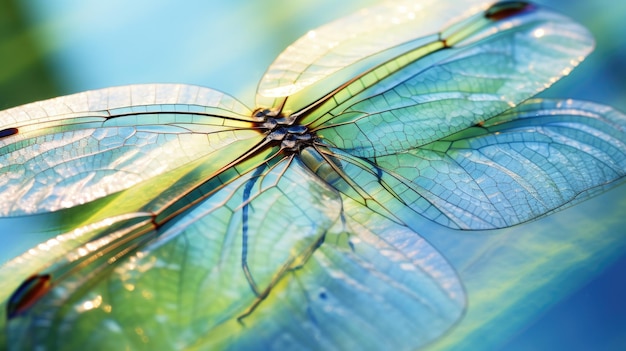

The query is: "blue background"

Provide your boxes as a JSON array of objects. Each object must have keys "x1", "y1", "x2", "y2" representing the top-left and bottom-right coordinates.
[{"x1": 1, "y1": 1, "x2": 625, "y2": 350}]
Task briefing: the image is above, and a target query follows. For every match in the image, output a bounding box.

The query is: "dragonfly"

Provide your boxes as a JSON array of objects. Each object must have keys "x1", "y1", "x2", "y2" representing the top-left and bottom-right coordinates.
[{"x1": 1, "y1": 0, "x2": 625, "y2": 349}]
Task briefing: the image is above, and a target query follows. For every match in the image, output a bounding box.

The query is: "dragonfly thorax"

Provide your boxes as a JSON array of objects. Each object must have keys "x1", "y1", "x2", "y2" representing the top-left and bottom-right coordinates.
[{"x1": 254, "y1": 108, "x2": 314, "y2": 153}]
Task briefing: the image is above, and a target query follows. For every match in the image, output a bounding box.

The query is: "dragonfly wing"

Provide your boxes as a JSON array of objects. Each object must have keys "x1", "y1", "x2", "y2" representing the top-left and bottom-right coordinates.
[
  {"x1": 310, "y1": 3, "x2": 593, "y2": 157},
  {"x1": 255, "y1": 0, "x2": 492, "y2": 108},
  {"x1": 5, "y1": 158, "x2": 344, "y2": 350},
  {"x1": 217, "y1": 198, "x2": 464, "y2": 351},
  {"x1": 0, "y1": 213, "x2": 153, "y2": 316},
  {"x1": 308, "y1": 99, "x2": 626, "y2": 230},
  {"x1": 0, "y1": 84, "x2": 262, "y2": 233},
  {"x1": 388, "y1": 98, "x2": 626, "y2": 229}
]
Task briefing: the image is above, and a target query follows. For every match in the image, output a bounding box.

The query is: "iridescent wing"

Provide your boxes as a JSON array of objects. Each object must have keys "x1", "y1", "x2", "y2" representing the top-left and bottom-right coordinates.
[
  {"x1": 303, "y1": 2, "x2": 595, "y2": 156},
  {"x1": 284, "y1": 3, "x2": 626, "y2": 230},
  {"x1": 0, "y1": 81, "x2": 465, "y2": 349},
  {"x1": 0, "y1": 84, "x2": 266, "y2": 329},
  {"x1": 213, "y1": 198, "x2": 464, "y2": 350},
  {"x1": 2, "y1": 1, "x2": 626, "y2": 351},
  {"x1": 0, "y1": 83, "x2": 259, "y2": 221},
  {"x1": 4, "y1": 158, "x2": 464, "y2": 350},
  {"x1": 306, "y1": 99, "x2": 626, "y2": 230},
  {"x1": 0, "y1": 58, "x2": 466, "y2": 351},
  {"x1": 256, "y1": 0, "x2": 492, "y2": 107}
]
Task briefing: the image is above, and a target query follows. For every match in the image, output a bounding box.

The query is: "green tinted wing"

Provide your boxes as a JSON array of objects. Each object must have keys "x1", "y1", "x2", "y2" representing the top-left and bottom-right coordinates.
[
  {"x1": 306, "y1": 100, "x2": 626, "y2": 230},
  {"x1": 307, "y1": 3, "x2": 593, "y2": 157},
  {"x1": 5, "y1": 158, "x2": 464, "y2": 351},
  {"x1": 255, "y1": 0, "x2": 492, "y2": 108},
  {"x1": 5, "y1": 158, "x2": 343, "y2": 350},
  {"x1": 0, "y1": 84, "x2": 262, "y2": 234},
  {"x1": 214, "y1": 198, "x2": 464, "y2": 350}
]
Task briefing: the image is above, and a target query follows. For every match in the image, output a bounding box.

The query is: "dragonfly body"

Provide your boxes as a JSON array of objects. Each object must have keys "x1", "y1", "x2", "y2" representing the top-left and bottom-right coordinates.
[{"x1": 1, "y1": 1, "x2": 625, "y2": 350}]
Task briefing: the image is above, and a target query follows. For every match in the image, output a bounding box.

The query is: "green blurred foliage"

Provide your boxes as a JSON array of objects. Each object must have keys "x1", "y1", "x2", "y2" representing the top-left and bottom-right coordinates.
[{"x1": 0, "y1": 0, "x2": 60, "y2": 108}]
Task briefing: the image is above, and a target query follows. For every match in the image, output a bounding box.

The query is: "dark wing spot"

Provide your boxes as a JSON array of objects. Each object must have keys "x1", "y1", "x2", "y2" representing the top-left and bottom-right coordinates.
[
  {"x1": 484, "y1": 1, "x2": 536, "y2": 21},
  {"x1": 7, "y1": 274, "x2": 51, "y2": 319},
  {"x1": 0, "y1": 127, "x2": 18, "y2": 138}
]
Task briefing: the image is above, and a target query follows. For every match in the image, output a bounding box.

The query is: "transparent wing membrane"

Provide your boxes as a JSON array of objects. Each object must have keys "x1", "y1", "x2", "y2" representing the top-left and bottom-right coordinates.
[
  {"x1": 256, "y1": 0, "x2": 492, "y2": 107},
  {"x1": 6, "y1": 184, "x2": 464, "y2": 350},
  {"x1": 210, "y1": 201, "x2": 464, "y2": 350},
  {"x1": 0, "y1": 84, "x2": 263, "y2": 222},
  {"x1": 1, "y1": 2, "x2": 625, "y2": 351},
  {"x1": 372, "y1": 99, "x2": 626, "y2": 229},
  {"x1": 299, "y1": 99, "x2": 626, "y2": 231},
  {"x1": 6, "y1": 160, "x2": 340, "y2": 349},
  {"x1": 307, "y1": 4, "x2": 593, "y2": 157}
]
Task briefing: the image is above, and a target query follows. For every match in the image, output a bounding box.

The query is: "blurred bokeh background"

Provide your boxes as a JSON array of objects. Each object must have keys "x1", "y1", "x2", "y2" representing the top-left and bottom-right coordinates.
[{"x1": 1, "y1": 0, "x2": 625, "y2": 350}]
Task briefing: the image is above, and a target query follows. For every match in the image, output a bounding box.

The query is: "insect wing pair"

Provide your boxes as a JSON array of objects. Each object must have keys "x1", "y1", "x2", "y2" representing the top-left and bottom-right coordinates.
[{"x1": 1, "y1": 0, "x2": 625, "y2": 350}]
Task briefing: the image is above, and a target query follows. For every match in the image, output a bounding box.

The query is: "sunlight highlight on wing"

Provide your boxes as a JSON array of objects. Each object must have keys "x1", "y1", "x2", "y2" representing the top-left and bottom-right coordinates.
[
  {"x1": 256, "y1": 0, "x2": 492, "y2": 107},
  {"x1": 1, "y1": 2, "x2": 625, "y2": 351}
]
